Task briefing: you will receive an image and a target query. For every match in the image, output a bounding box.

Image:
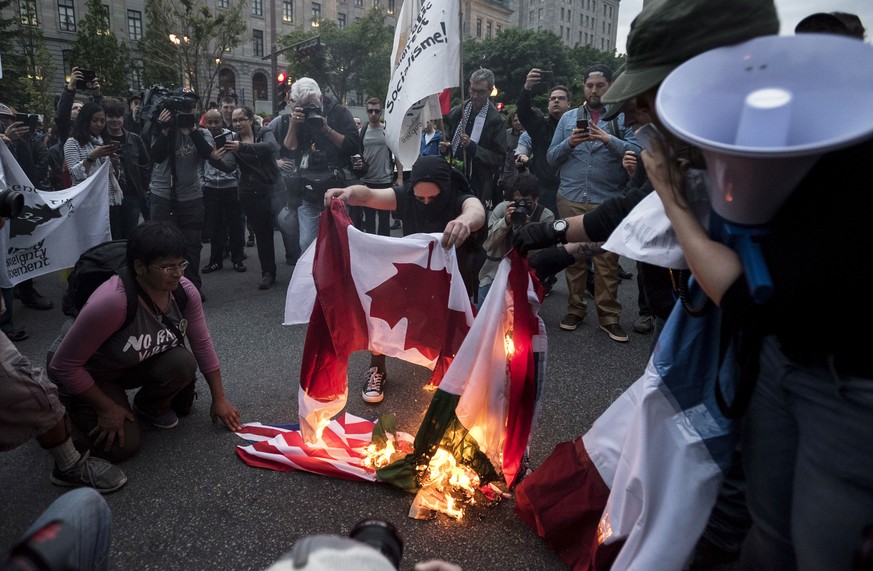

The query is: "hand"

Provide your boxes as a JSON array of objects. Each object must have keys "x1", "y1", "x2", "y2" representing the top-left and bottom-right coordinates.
[
  {"x1": 643, "y1": 136, "x2": 689, "y2": 210},
  {"x1": 512, "y1": 221, "x2": 557, "y2": 255},
  {"x1": 91, "y1": 144, "x2": 117, "y2": 159},
  {"x1": 210, "y1": 147, "x2": 227, "y2": 161},
  {"x1": 223, "y1": 140, "x2": 240, "y2": 153},
  {"x1": 324, "y1": 187, "x2": 351, "y2": 207},
  {"x1": 352, "y1": 156, "x2": 364, "y2": 170},
  {"x1": 529, "y1": 245, "x2": 576, "y2": 278},
  {"x1": 587, "y1": 122, "x2": 611, "y2": 144},
  {"x1": 277, "y1": 158, "x2": 295, "y2": 173},
  {"x1": 438, "y1": 141, "x2": 451, "y2": 155},
  {"x1": 622, "y1": 150, "x2": 637, "y2": 177},
  {"x1": 90, "y1": 403, "x2": 135, "y2": 451},
  {"x1": 459, "y1": 134, "x2": 471, "y2": 149},
  {"x1": 442, "y1": 219, "x2": 471, "y2": 248},
  {"x1": 158, "y1": 109, "x2": 173, "y2": 133},
  {"x1": 516, "y1": 154, "x2": 529, "y2": 164},
  {"x1": 524, "y1": 68, "x2": 543, "y2": 91},
  {"x1": 67, "y1": 67, "x2": 82, "y2": 91},
  {"x1": 504, "y1": 203, "x2": 516, "y2": 226},
  {"x1": 210, "y1": 397, "x2": 242, "y2": 432},
  {"x1": 4, "y1": 122, "x2": 29, "y2": 142},
  {"x1": 290, "y1": 107, "x2": 305, "y2": 129},
  {"x1": 568, "y1": 128, "x2": 590, "y2": 148},
  {"x1": 90, "y1": 77, "x2": 102, "y2": 93}
]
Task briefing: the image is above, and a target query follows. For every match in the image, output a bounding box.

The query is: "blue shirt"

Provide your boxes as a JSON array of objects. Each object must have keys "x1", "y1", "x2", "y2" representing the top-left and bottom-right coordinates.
[{"x1": 546, "y1": 106, "x2": 640, "y2": 204}]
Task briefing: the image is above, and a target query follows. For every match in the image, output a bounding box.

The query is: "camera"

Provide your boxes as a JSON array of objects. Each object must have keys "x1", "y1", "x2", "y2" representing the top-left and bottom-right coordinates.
[
  {"x1": 284, "y1": 519, "x2": 404, "y2": 570},
  {"x1": 510, "y1": 198, "x2": 533, "y2": 226},
  {"x1": 140, "y1": 85, "x2": 199, "y2": 126},
  {"x1": 0, "y1": 189, "x2": 25, "y2": 219},
  {"x1": 302, "y1": 104, "x2": 324, "y2": 130}
]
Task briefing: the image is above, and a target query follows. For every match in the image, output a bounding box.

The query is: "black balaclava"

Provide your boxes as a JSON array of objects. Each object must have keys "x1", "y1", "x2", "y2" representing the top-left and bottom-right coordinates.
[{"x1": 408, "y1": 155, "x2": 454, "y2": 223}]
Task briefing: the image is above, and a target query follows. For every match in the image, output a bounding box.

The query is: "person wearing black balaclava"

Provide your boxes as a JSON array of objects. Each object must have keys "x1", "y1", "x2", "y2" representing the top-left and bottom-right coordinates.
[{"x1": 324, "y1": 155, "x2": 486, "y2": 405}]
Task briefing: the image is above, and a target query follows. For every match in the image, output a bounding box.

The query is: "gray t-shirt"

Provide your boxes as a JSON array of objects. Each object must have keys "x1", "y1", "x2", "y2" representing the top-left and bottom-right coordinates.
[
  {"x1": 150, "y1": 129, "x2": 215, "y2": 201},
  {"x1": 361, "y1": 124, "x2": 393, "y2": 185}
]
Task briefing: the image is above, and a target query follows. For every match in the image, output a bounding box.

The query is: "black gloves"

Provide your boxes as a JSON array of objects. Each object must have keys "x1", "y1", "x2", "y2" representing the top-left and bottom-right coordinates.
[
  {"x1": 513, "y1": 221, "x2": 557, "y2": 255},
  {"x1": 529, "y1": 246, "x2": 575, "y2": 280}
]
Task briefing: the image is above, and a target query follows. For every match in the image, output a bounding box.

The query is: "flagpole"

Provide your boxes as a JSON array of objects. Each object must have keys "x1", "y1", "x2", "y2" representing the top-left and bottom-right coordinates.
[{"x1": 458, "y1": 3, "x2": 467, "y2": 170}]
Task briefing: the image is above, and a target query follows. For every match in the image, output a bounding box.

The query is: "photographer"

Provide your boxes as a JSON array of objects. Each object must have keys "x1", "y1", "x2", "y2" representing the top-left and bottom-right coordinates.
[
  {"x1": 281, "y1": 77, "x2": 360, "y2": 254},
  {"x1": 148, "y1": 89, "x2": 232, "y2": 298},
  {"x1": 55, "y1": 67, "x2": 101, "y2": 145},
  {"x1": 477, "y1": 172, "x2": 554, "y2": 305}
]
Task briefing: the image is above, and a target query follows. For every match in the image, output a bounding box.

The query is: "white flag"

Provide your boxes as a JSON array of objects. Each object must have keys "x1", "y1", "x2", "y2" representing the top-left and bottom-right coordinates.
[
  {"x1": 0, "y1": 144, "x2": 111, "y2": 287},
  {"x1": 384, "y1": 0, "x2": 460, "y2": 169}
]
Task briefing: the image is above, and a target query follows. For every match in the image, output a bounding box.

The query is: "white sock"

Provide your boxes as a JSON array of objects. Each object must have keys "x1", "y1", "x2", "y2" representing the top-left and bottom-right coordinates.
[{"x1": 47, "y1": 437, "x2": 82, "y2": 471}]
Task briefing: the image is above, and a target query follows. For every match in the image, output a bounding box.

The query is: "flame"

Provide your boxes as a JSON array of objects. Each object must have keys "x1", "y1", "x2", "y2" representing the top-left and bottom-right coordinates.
[
  {"x1": 362, "y1": 436, "x2": 398, "y2": 469},
  {"x1": 413, "y1": 448, "x2": 480, "y2": 520},
  {"x1": 504, "y1": 331, "x2": 515, "y2": 356}
]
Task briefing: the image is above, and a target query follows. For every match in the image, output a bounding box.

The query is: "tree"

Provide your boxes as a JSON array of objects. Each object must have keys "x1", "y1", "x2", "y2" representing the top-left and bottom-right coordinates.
[
  {"x1": 0, "y1": 0, "x2": 55, "y2": 120},
  {"x1": 461, "y1": 29, "x2": 625, "y2": 111},
  {"x1": 279, "y1": 7, "x2": 393, "y2": 104},
  {"x1": 69, "y1": 0, "x2": 131, "y2": 97},
  {"x1": 138, "y1": 0, "x2": 246, "y2": 107}
]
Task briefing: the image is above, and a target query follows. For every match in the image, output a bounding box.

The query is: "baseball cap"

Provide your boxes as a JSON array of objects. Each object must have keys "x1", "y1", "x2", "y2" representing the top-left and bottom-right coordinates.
[
  {"x1": 602, "y1": 0, "x2": 779, "y2": 106},
  {"x1": 584, "y1": 64, "x2": 613, "y2": 83}
]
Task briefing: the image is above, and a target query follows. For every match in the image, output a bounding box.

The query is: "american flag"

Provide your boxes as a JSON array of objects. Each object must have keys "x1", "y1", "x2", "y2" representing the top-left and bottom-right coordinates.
[{"x1": 235, "y1": 413, "x2": 413, "y2": 482}]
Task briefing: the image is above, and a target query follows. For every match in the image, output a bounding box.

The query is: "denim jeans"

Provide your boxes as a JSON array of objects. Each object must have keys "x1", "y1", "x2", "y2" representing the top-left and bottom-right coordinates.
[
  {"x1": 298, "y1": 198, "x2": 324, "y2": 255},
  {"x1": 741, "y1": 336, "x2": 873, "y2": 570},
  {"x1": 21, "y1": 488, "x2": 112, "y2": 571}
]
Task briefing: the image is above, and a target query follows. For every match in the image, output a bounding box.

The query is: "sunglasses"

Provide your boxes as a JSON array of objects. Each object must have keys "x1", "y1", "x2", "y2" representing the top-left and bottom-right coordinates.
[{"x1": 366, "y1": 109, "x2": 382, "y2": 114}]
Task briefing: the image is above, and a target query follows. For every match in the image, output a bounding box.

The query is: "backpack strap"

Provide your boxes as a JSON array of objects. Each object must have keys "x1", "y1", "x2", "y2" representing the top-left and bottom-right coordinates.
[{"x1": 116, "y1": 267, "x2": 141, "y2": 332}]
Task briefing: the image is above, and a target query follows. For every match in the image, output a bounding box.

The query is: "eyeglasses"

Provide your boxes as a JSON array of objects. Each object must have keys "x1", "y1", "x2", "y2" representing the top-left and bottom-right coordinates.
[
  {"x1": 366, "y1": 109, "x2": 382, "y2": 115},
  {"x1": 150, "y1": 260, "x2": 189, "y2": 274}
]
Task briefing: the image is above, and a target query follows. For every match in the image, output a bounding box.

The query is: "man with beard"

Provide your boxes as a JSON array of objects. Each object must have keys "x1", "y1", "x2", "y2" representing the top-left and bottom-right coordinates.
[
  {"x1": 440, "y1": 68, "x2": 507, "y2": 208},
  {"x1": 546, "y1": 64, "x2": 639, "y2": 341},
  {"x1": 282, "y1": 78, "x2": 359, "y2": 253},
  {"x1": 324, "y1": 156, "x2": 485, "y2": 404}
]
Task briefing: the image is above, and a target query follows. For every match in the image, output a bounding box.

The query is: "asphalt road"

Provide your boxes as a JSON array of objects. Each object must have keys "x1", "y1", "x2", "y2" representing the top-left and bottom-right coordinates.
[{"x1": 1, "y1": 232, "x2": 657, "y2": 571}]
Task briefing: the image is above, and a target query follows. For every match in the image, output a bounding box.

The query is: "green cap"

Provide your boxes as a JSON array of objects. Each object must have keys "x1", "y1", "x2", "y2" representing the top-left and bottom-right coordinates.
[{"x1": 603, "y1": 0, "x2": 779, "y2": 105}]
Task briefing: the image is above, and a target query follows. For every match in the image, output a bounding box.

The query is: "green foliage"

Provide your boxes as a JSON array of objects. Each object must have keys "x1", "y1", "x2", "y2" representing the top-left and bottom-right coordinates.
[
  {"x1": 462, "y1": 28, "x2": 625, "y2": 111},
  {"x1": 0, "y1": 0, "x2": 55, "y2": 119},
  {"x1": 69, "y1": 0, "x2": 131, "y2": 97},
  {"x1": 139, "y1": 0, "x2": 246, "y2": 106},
  {"x1": 279, "y1": 7, "x2": 393, "y2": 104}
]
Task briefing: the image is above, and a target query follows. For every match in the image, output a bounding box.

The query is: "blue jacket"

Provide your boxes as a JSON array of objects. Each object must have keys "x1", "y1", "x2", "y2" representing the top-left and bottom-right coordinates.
[
  {"x1": 420, "y1": 129, "x2": 442, "y2": 157},
  {"x1": 547, "y1": 106, "x2": 640, "y2": 204}
]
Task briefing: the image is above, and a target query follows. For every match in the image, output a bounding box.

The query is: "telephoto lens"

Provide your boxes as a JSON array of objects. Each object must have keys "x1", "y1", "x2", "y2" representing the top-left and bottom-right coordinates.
[
  {"x1": 0, "y1": 189, "x2": 25, "y2": 219},
  {"x1": 348, "y1": 519, "x2": 404, "y2": 570}
]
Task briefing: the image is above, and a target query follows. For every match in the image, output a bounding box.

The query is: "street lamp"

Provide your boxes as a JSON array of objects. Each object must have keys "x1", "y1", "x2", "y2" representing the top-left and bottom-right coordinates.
[{"x1": 169, "y1": 33, "x2": 187, "y2": 88}]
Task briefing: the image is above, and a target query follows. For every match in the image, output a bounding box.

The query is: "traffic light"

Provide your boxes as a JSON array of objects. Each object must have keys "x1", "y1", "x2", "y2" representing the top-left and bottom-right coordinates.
[{"x1": 277, "y1": 72, "x2": 289, "y2": 97}]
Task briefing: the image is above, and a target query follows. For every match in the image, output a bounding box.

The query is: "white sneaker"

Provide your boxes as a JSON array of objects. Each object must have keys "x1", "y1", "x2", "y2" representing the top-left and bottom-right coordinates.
[{"x1": 362, "y1": 366, "x2": 387, "y2": 403}]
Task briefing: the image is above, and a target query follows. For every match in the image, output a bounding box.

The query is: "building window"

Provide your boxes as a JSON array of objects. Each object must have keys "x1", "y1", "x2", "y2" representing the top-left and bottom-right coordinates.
[
  {"x1": 529, "y1": 10, "x2": 533, "y2": 23},
  {"x1": 387, "y1": 0, "x2": 394, "y2": 14},
  {"x1": 252, "y1": 71, "x2": 268, "y2": 100},
  {"x1": 486, "y1": 21, "x2": 492, "y2": 38},
  {"x1": 282, "y1": 0, "x2": 293, "y2": 22},
  {"x1": 355, "y1": 0, "x2": 362, "y2": 6},
  {"x1": 476, "y1": 18, "x2": 481, "y2": 37},
  {"x1": 99, "y1": 3, "x2": 109, "y2": 32},
  {"x1": 252, "y1": 29, "x2": 264, "y2": 57},
  {"x1": 61, "y1": 49, "x2": 72, "y2": 78},
  {"x1": 127, "y1": 10, "x2": 142, "y2": 40},
  {"x1": 217, "y1": 0, "x2": 229, "y2": 8},
  {"x1": 496, "y1": 25, "x2": 501, "y2": 34},
  {"x1": 130, "y1": 61, "x2": 143, "y2": 90},
  {"x1": 372, "y1": 0, "x2": 379, "y2": 6},
  {"x1": 57, "y1": 0, "x2": 75, "y2": 32},
  {"x1": 311, "y1": 2, "x2": 321, "y2": 26},
  {"x1": 338, "y1": 12, "x2": 346, "y2": 28},
  {"x1": 19, "y1": 0, "x2": 38, "y2": 26},
  {"x1": 252, "y1": 0, "x2": 263, "y2": 17}
]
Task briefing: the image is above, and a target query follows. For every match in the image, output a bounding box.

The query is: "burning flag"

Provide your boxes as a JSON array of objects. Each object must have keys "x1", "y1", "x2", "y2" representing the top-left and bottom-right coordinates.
[
  {"x1": 378, "y1": 251, "x2": 547, "y2": 494},
  {"x1": 285, "y1": 201, "x2": 474, "y2": 442}
]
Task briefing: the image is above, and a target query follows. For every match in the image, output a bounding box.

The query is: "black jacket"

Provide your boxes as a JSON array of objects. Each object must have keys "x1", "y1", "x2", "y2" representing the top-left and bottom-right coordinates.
[{"x1": 515, "y1": 89, "x2": 561, "y2": 191}]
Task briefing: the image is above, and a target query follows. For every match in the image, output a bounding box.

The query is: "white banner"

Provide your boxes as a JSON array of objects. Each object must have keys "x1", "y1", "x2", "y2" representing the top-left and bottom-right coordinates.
[
  {"x1": 0, "y1": 144, "x2": 111, "y2": 287},
  {"x1": 384, "y1": 0, "x2": 460, "y2": 169}
]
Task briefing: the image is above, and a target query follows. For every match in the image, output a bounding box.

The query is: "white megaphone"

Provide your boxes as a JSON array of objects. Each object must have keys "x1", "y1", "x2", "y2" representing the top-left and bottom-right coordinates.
[{"x1": 656, "y1": 34, "x2": 873, "y2": 302}]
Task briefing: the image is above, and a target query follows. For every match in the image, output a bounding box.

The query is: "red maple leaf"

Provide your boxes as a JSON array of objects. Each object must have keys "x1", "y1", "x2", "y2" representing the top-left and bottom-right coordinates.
[{"x1": 366, "y1": 259, "x2": 467, "y2": 362}]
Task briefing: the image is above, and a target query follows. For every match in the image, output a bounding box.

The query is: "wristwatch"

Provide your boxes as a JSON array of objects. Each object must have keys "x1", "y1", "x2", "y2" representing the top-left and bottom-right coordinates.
[{"x1": 553, "y1": 219, "x2": 569, "y2": 244}]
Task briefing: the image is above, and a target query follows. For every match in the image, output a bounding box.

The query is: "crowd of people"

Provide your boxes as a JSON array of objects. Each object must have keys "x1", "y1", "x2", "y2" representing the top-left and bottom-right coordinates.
[{"x1": 2, "y1": 1, "x2": 872, "y2": 569}]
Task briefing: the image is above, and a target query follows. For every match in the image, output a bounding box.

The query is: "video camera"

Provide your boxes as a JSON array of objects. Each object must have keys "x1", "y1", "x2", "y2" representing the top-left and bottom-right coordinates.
[
  {"x1": 510, "y1": 197, "x2": 533, "y2": 226},
  {"x1": 140, "y1": 85, "x2": 199, "y2": 128},
  {"x1": 0, "y1": 189, "x2": 25, "y2": 219}
]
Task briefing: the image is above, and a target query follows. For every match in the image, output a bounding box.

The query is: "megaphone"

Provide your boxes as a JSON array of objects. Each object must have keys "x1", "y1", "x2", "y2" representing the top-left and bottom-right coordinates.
[{"x1": 656, "y1": 34, "x2": 873, "y2": 301}]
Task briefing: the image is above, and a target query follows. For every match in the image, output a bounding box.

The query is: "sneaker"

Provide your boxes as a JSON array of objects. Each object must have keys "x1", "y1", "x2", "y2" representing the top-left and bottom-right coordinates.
[
  {"x1": 201, "y1": 262, "x2": 222, "y2": 274},
  {"x1": 50, "y1": 451, "x2": 128, "y2": 494},
  {"x1": 560, "y1": 314, "x2": 584, "y2": 331},
  {"x1": 258, "y1": 272, "x2": 275, "y2": 290},
  {"x1": 390, "y1": 220, "x2": 402, "y2": 230},
  {"x1": 233, "y1": 262, "x2": 247, "y2": 273},
  {"x1": 246, "y1": 234, "x2": 255, "y2": 247},
  {"x1": 618, "y1": 267, "x2": 633, "y2": 280},
  {"x1": 542, "y1": 275, "x2": 557, "y2": 297},
  {"x1": 16, "y1": 286, "x2": 54, "y2": 310},
  {"x1": 633, "y1": 314, "x2": 654, "y2": 334},
  {"x1": 362, "y1": 366, "x2": 387, "y2": 403},
  {"x1": 600, "y1": 323, "x2": 629, "y2": 343},
  {"x1": 132, "y1": 402, "x2": 179, "y2": 429}
]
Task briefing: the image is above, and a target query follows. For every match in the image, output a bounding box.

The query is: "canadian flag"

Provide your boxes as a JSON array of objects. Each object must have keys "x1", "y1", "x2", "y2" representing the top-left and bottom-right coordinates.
[{"x1": 285, "y1": 200, "x2": 474, "y2": 442}]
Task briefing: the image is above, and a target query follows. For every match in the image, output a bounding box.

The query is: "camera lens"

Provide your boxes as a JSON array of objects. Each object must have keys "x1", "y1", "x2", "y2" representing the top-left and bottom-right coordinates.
[
  {"x1": 0, "y1": 189, "x2": 25, "y2": 218},
  {"x1": 349, "y1": 519, "x2": 403, "y2": 570}
]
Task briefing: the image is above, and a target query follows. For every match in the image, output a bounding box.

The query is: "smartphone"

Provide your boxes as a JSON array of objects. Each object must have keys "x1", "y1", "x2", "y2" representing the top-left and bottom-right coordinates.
[
  {"x1": 539, "y1": 70, "x2": 554, "y2": 82},
  {"x1": 213, "y1": 133, "x2": 227, "y2": 149},
  {"x1": 576, "y1": 119, "x2": 589, "y2": 132},
  {"x1": 75, "y1": 69, "x2": 97, "y2": 90},
  {"x1": 15, "y1": 113, "x2": 38, "y2": 129},
  {"x1": 176, "y1": 113, "x2": 196, "y2": 130}
]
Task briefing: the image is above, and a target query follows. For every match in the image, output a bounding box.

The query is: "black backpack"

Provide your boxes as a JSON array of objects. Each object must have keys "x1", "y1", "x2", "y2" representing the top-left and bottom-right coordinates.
[{"x1": 62, "y1": 240, "x2": 188, "y2": 332}]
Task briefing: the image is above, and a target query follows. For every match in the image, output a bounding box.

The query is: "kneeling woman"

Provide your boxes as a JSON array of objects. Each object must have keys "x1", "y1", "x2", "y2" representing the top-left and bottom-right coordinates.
[{"x1": 49, "y1": 222, "x2": 242, "y2": 462}]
